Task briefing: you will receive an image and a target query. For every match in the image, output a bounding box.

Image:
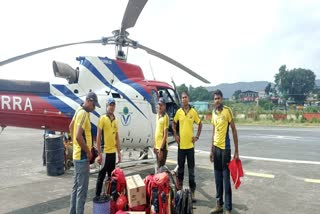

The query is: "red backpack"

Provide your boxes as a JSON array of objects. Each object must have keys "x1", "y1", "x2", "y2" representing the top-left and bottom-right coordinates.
[
  {"x1": 108, "y1": 168, "x2": 126, "y2": 214},
  {"x1": 144, "y1": 174, "x2": 155, "y2": 202},
  {"x1": 145, "y1": 172, "x2": 171, "y2": 214},
  {"x1": 109, "y1": 168, "x2": 126, "y2": 201}
]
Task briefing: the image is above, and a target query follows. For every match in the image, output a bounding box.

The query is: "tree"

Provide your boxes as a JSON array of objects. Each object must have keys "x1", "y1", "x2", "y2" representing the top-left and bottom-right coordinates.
[
  {"x1": 177, "y1": 84, "x2": 188, "y2": 96},
  {"x1": 232, "y1": 90, "x2": 242, "y2": 101},
  {"x1": 188, "y1": 85, "x2": 194, "y2": 100},
  {"x1": 189, "y1": 86, "x2": 211, "y2": 101},
  {"x1": 258, "y1": 98, "x2": 274, "y2": 110},
  {"x1": 265, "y1": 83, "x2": 271, "y2": 96},
  {"x1": 274, "y1": 65, "x2": 316, "y2": 103},
  {"x1": 312, "y1": 87, "x2": 320, "y2": 100},
  {"x1": 176, "y1": 84, "x2": 211, "y2": 101}
]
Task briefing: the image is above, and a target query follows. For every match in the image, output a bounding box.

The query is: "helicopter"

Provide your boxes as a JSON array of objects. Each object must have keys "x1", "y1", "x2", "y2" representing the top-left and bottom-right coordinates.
[{"x1": 0, "y1": 0, "x2": 210, "y2": 163}]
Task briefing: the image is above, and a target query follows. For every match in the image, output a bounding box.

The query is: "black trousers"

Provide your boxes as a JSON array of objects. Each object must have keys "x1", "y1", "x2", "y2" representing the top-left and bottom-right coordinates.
[
  {"x1": 213, "y1": 146, "x2": 232, "y2": 211},
  {"x1": 95, "y1": 153, "x2": 116, "y2": 196},
  {"x1": 177, "y1": 148, "x2": 196, "y2": 192}
]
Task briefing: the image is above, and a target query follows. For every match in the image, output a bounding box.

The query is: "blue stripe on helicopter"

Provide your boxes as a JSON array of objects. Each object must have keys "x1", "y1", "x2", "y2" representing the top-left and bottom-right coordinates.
[
  {"x1": 52, "y1": 84, "x2": 100, "y2": 118},
  {"x1": 98, "y1": 57, "x2": 152, "y2": 103},
  {"x1": 82, "y1": 59, "x2": 148, "y2": 119},
  {"x1": 41, "y1": 92, "x2": 98, "y2": 134}
]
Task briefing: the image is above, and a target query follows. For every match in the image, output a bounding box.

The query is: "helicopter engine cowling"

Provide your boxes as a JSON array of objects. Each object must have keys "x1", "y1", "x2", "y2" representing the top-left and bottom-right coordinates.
[{"x1": 52, "y1": 61, "x2": 78, "y2": 84}]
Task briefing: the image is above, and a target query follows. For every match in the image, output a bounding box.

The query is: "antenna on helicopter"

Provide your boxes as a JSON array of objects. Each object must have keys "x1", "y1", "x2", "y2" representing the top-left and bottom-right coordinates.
[{"x1": 149, "y1": 59, "x2": 156, "y2": 80}]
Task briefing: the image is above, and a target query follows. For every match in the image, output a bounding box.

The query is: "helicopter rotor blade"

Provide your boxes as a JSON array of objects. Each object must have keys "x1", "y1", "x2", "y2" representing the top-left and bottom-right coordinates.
[
  {"x1": 136, "y1": 44, "x2": 210, "y2": 84},
  {"x1": 0, "y1": 39, "x2": 103, "y2": 66},
  {"x1": 121, "y1": 0, "x2": 148, "y2": 32}
]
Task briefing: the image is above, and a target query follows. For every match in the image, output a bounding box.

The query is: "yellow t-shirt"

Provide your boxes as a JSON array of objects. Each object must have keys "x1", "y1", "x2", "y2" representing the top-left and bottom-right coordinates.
[
  {"x1": 98, "y1": 114, "x2": 118, "y2": 154},
  {"x1": 174, "y1": 107, "x2": 201, "y2": 149},
  {"x1": 211, "y1": 105, "x2": 233, "y2": 149},
  {"x1": 154, "y1": 113, "x2": 169, "y2": 150},
  {"x1": 72, "y1": 108, "x2": 92, "y2": 160}
]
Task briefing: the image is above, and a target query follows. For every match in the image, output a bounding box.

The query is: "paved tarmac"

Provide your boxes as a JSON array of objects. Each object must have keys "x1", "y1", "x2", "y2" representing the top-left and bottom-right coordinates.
[{"x1": 0, "y1": 125, "x2": 319, "y2": 214}]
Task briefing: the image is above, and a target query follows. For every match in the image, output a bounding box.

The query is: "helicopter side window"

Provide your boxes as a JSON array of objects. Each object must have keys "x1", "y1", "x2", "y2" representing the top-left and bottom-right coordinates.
[
  {"x1": 112, "y1": 93, "x2": 121, "y2": 98},
  {"x1": 150, "y1": 90, "x2": 158, "y2": 114}
]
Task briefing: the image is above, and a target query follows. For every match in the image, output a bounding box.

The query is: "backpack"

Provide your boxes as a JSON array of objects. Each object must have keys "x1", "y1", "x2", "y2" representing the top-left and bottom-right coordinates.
[
  {"x1": 109, "y1": 168, "x2": 126, "y2": 201},
  {"x1": 174, "y1": 188, "x2": 193, "y2": 214},
  {"x1": 146, "y1": 172, "x2": 171, "y2": 214},
  {"x1": 144, "y1": 174, "x2": 155, "y2": 204},
  {"x1": 116, "y1": 194, "x2": 128, "y2": 211},
  {"x1": 158, "y1": 166, "x2": 180, "y2": 214}
]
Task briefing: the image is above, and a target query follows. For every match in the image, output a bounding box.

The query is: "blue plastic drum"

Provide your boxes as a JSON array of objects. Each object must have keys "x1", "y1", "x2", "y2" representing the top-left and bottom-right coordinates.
[{"x1": 93, "y1": 195, "x2": 110, "y2": 214}]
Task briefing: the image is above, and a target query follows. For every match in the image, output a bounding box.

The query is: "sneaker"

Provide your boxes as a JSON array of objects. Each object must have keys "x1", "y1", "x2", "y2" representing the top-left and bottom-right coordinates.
[
  {"x1": 191, "y1": 191, "x2": 197, "y2": 203},
  {"x1": 209, "y1": 204, "x2": 223, "y2": 213},
  {"x1": 225, "y1": 210, "x2": 231, "y2": 214}
]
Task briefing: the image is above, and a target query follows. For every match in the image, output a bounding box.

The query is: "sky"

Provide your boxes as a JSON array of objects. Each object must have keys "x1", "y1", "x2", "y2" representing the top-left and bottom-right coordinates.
[{"x1": 1, "y1": 0, "x2": 320, "y2": 87}]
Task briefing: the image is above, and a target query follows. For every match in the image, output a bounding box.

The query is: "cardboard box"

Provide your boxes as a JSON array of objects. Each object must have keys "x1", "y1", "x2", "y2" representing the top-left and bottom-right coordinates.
[{"x1": 125, "y1": 174, "x2": 146, "y2": 207}]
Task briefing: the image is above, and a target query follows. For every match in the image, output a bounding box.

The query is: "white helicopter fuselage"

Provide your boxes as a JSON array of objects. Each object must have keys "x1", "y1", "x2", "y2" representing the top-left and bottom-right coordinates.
[{"x1": 50, "y1": 56, "x2": 176, "y2": 150}]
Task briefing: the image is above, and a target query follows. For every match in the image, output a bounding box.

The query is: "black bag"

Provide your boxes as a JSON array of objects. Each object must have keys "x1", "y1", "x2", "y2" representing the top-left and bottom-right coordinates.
[{"x1": 174, "y1": 188, "x2": 193, "y2": 214}]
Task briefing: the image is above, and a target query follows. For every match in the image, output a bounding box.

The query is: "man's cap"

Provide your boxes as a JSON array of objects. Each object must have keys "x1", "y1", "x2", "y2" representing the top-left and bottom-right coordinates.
[
  {"x1": 86, "y1": 92, "x2": 101, "y2": 108},
  {"x1": 158, "y1": 97, "x2": 166, "y2": 105},
  {"x1": 107, "y1": 97, "x2": 116, "y2": 105}
]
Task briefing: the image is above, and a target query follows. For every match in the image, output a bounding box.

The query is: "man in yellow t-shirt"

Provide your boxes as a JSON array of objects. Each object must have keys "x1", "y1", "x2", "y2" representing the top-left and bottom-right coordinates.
[
  {"x1": 95, "y1": 97, "x2": 121, "y2": 197},
  {"x1": 209, "y1": 89, "x2": 239, "y2": 214},
  {"x1": 69, "y1": 92, "x2": 100, "y2": 214},
  {"x1": 154, "y1": 97, "x2": 169, "y2": 172},
  {"x1": 172, "y1": 91, "x2": 202, "y2": 201}
]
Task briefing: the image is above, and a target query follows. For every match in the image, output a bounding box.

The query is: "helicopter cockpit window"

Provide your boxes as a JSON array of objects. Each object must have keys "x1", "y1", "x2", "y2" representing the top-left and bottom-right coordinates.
[
  {"x1": 167, "y1": 88, "x2": 179, "y2": 105},
  {"x1": 157, "y1": 87, "x2": 180, "y2": 118},
  {"x1": 160, "y1": 88, "x2": 180, "y2": 103},
  {"x1": 158, "y1": 89, "x2": 173, "y2": 103},
  {"x1": 150, "y1": 89, "x2": 158, "y2": 114}
]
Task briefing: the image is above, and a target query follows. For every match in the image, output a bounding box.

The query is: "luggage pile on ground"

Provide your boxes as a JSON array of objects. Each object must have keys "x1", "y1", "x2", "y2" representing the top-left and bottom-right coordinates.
[{"x1": 94, "y1": 166, "x2": 193, "y2": 214}]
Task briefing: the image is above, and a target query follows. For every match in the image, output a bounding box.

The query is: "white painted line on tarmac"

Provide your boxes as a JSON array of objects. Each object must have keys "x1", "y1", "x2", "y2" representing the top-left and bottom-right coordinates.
[
  {"x1": 245, "y1": 171, "x2": 275, "y2": 178},
  {"x1": 239, "y1": 155, "x2": 320, "y2": 165},
  {"x1": 304, "y1": 178, "x2": 320, "y2": 184},
  {"x1": 166, "y1": 159, "x2": 177, "y2": 164},
  {"x1": 169, "y1": 145, "x2": 320, "y2": 165},
  {"x1": 166, "y1": 159, "x2": 275, "y2": 179},
  {"x1": 250, "y1": 134, "x2": 302, "y2": 140}
]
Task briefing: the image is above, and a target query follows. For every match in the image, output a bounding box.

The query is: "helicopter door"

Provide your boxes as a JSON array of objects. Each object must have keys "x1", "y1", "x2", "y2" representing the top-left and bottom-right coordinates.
[
  {"x1": 157, "y1": 87, "x2": 180, "y2": 140},
  {"x1": 171, "y1": 78, "x2": 181, "y2": 106},
  {"x1": 115, "y1": 97, "x2": 154, "y2": 149}
]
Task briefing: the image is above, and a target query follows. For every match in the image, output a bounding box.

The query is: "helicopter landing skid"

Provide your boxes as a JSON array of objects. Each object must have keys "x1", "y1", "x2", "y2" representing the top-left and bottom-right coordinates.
[{"x1": 89, "y1": 147, "x2": 157, "y2": 174}]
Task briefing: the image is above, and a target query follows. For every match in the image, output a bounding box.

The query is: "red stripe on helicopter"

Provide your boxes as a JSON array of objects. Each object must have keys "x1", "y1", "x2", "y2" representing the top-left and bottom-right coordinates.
[
  {"x1": 0, "y1": 93, "x2": 70, "y2": 131},
  {"x1": 115, "y1": 60, "x2": 174, "y2": 91}
]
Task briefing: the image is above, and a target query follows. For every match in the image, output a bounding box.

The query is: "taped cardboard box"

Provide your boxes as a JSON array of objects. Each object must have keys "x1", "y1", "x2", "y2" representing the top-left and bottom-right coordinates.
[{"x1": 125, "y1": 174, "x2": 146, "y2": 207}]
